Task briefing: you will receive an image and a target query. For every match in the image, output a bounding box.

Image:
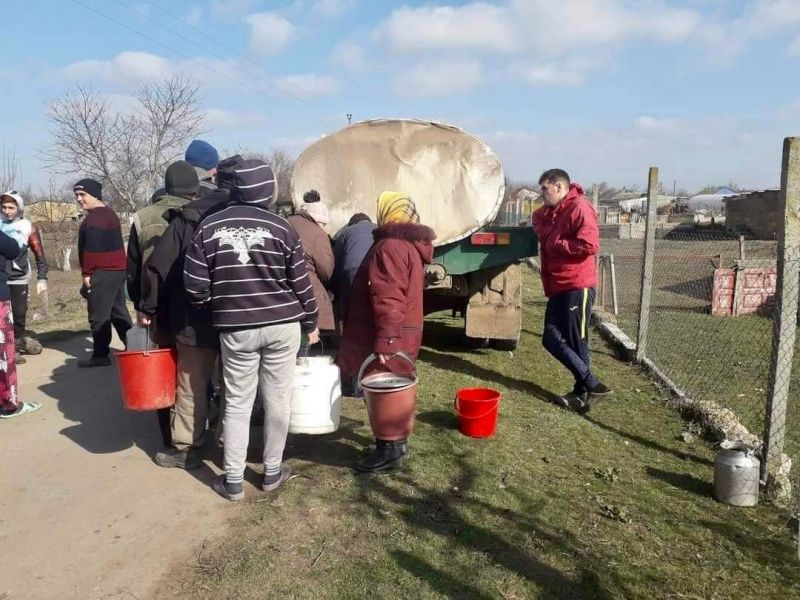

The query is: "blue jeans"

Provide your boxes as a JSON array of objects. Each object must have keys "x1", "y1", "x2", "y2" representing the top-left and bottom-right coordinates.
[{"x1": 542, "y1": 288, "x2": 598, "y2": 394}]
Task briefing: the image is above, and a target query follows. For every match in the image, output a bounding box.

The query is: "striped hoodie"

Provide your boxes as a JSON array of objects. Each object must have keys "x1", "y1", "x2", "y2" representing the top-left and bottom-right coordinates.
[{"x1": 183, "y1": 159, "x2": 318, "y2": 332}]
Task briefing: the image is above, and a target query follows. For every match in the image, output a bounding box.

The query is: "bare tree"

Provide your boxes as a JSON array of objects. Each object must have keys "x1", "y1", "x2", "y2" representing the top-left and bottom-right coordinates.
[
  {"x1": 44, "y1": 76, "x2": 204, "y2": 211},
  {"x1": 27, "y1": 180, "x2": 80, "y2": 272},
  {"x1": 0, "y1": 144, "x2": 20, "y2": 191},
  {"x1": 242, "y1": 148, "x2": 296, "y2": 206}
]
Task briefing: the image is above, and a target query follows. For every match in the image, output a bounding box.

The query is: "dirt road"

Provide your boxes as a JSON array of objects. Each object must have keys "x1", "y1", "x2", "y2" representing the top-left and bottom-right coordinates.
[{"x1": 0, "y1": 333, "x2": 235, "y2": 600}]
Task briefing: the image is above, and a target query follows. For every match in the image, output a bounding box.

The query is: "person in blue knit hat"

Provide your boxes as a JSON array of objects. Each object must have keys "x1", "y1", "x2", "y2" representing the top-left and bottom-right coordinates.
[
  {"x1": 150, "y1": 140, "x2": 221, "y2": 204},
  {"x1": 185, "y1": 140, "x2": 220, "y2": 195}
]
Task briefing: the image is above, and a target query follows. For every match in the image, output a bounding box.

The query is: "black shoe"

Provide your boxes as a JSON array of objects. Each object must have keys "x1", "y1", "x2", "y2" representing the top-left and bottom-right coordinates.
[
  {"x1": 154, "y1": 448, "x2": 202, "y2": 470},
  {"x1": 78, "y1": 355, "x2": 112, "y2": 368},
  {"x1": 587, "y1": 382, "x2": 613, "y2": 397},
  {"x1": 20, "y1": 337, "x2": 43, "y2": 355},
  {"x1": 577, "y1": 383, "x2": 614, "y2": 415},
  {"x1": 356, "y1": 440, "x2": 406, "y2": 473},
  {"x1": 554, "y1": 392, "x2": 585, "y2": 411}
]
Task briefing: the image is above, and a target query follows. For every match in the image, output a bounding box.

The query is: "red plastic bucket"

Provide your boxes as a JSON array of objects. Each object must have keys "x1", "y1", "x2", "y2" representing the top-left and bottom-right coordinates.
[
  {"x1": 114, "y1": 348, "x2": 177, "y2": 411},
  {"x1": 454, "y1": 388, "x2": 501, "y2": 438}
]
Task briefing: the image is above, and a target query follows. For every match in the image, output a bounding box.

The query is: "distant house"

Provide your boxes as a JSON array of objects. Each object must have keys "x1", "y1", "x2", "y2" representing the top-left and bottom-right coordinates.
[
  {"x1": 608, "y1": 190, "x2": 642, "y2": 205},
  {"x1": 687, "y1": 187, "x2": 739, "y2": 213},
  {"x1": 618, "y1": 194, "x2": 675, "y2": 213},
  {"x1": 496, "y1": 187, "x2": 539, "y2": 226},
  {"x1": 25, "y1": 200, "x2": 81, "y2": 224}
]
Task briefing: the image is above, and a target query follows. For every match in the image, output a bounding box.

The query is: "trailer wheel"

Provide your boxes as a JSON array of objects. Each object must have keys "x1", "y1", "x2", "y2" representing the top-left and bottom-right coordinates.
[
  {"x1": 491, "y1": 338, "x2": 519, "y2": 351},
  {"x1": 465, "y1": 336, "x2": 490, "y2": 350}
]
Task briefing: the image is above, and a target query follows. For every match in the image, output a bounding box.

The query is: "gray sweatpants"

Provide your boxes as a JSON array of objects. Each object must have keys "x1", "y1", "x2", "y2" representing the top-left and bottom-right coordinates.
[{"x1": 220, "y1": 322, "x2": 300, "y2": 485}]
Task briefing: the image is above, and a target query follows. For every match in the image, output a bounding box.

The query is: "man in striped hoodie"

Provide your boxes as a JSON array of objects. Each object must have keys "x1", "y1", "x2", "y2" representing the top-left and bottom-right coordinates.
[{"x1": 184, "y1": 158, "x2": 319, "y2": 501}]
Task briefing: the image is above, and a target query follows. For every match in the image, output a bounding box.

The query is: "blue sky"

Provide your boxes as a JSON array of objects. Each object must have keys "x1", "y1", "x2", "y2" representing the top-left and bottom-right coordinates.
[{"x1": 4, "y1": 0, "x2": 800, "y2": 192}]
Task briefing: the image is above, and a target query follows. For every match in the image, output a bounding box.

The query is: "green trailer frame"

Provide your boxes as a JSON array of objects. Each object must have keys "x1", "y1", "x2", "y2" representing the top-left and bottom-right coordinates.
[{"x1": 432, "y1": 226, "x2": 538, "y2": 274}]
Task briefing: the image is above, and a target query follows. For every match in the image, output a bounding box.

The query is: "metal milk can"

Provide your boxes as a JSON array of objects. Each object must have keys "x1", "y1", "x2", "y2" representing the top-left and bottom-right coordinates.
[{"x1": 714, "y1": 440, "x2": 760, "y2": 507}]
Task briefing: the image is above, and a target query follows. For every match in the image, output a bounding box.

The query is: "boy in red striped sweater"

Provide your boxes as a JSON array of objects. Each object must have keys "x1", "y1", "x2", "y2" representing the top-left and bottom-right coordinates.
[{"x1": 74, "y1": 179, "x2": 132, "y2": 367}]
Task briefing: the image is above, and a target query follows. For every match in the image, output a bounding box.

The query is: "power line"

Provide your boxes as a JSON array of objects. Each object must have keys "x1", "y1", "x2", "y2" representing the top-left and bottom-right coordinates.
[
  {"x1": 113, "y1": 0, "x2": 328, "y2": 115},
  {"x1": 69, "y1": 0, "x2": 328, "y2": 125}
]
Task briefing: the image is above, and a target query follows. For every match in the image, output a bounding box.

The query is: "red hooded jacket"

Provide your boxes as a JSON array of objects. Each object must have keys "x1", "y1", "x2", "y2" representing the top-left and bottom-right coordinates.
[
  {"x1": 337, "y1": 222, "x2": 435, "y2": 379},
  {"x1": 532, "y1": 183, "x2": 599, "y2": 297}
]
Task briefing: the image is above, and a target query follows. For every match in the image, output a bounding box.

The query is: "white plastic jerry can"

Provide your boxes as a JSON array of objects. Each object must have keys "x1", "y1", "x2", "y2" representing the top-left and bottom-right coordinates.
[{"x1": 289, "y1": 356, "x2": 342, "y2": 434}]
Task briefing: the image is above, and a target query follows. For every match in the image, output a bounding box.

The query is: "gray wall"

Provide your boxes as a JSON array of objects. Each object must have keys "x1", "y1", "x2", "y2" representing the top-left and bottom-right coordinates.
[{"x1": 726, "y1": 191, "x2": 781, "y2": 240}]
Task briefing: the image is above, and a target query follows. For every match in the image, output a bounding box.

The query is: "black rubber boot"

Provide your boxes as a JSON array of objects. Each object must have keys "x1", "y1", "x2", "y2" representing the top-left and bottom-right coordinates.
[
  {"x1": 356, "y1": 439, "x2": 406, "y2": 473},
  {"x1": 77, "y1": 355, "x2": 111, "y2": 368}
]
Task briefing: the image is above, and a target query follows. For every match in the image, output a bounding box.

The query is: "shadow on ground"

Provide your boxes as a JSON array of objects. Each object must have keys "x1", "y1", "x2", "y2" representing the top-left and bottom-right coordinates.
[
  {"x1": 584, "y1": 415, "x2": 713, "y2": 466},
  {"x1": 646, "y1": 466, "x2": 713, "y2": 497},
  {"x1": 37, "y1": 333, "x2": 165, "y2": 456},
  {"x1": 351, "y1": 456, "x2": 631, "y2": 599}
]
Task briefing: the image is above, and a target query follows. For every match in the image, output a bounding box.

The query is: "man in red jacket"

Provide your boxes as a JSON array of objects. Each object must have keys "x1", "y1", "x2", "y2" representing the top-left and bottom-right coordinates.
[{"x1": 532, "y1": 169, "x2": 612, "y2": 413}]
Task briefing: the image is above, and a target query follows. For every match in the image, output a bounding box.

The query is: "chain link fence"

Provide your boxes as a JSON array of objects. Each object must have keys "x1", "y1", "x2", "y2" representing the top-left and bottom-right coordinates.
[{"x1": 596, "y1": 153, "x2": 800, "y2": 544}]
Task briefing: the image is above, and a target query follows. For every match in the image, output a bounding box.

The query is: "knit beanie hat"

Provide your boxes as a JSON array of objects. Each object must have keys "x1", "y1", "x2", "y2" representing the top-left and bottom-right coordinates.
[
  {"x1": 73, "y1": 178, "x2": 103, "y2": 200},
  {"x1": 217, "y1": 154, "x2": 244, "y2": 190},
  {"x1": 165, "y1": 160, "x2": 200, "y2": 197},
  {"x1": 185, "y1": 139, "x2": 220, "y2": 171},
  {"x1": 300, "y1": 201, "x2": 330, "y2": 225},
  {"x1": 303, "y1": 189, "x2": 321, "y2": 203},
  {"x1": 347, "y1": 212, "x2": 371, "y2": 226}
]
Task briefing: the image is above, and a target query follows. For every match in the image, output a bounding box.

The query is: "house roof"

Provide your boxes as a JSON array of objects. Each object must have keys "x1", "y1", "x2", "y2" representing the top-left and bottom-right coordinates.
[{"x1": 25, "y1": 200, "x2": 81, "y2": 222}]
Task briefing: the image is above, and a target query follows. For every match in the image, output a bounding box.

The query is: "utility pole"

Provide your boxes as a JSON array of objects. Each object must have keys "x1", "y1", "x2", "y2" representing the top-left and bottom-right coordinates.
[{"x1": 346, "y1": 113, "x2": 352, "y2": 126}]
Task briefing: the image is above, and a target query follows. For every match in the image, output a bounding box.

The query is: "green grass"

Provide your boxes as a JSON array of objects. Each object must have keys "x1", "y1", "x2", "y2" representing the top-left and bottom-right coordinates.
[
  {"x1": 600, "y1": 236, "x2": 799, "y2": 499},
  {"x1": 168, "y1": 276, "x2": 800, "y2": 600}
]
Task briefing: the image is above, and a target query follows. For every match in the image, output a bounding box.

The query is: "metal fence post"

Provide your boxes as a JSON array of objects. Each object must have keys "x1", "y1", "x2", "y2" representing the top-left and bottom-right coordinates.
[
  {"x1": 636, "y1": 167, "x2": 659, "y2": 361},
  {"x1": 763, "y1": 137, "x2": 800, "y2": 487}
]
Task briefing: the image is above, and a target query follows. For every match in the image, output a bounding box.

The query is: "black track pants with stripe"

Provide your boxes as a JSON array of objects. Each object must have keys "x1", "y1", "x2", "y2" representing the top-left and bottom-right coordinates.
[{"x1": 542, "y1": 288, "x2": 598, "y2": 394}]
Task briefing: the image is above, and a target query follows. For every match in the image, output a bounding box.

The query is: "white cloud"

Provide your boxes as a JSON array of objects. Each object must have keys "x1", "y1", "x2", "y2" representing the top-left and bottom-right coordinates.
[
  {"x1": 205, "y1": 109, "x2": 265, "y2": 128},
  {"x1": 311, "y1": 0, "x2": 356, "y2": 18},
  {"x1": 376, "y1": 1, "x2": 699, "y2": 57},
  {"x1": 484, "y1": 112, "x2": 788, "y2": 192},
  {"x1": 746, "y1": 0, "x2": 800, "y2": 34},
  {"x1": 698, "y1": 1, "x2": 800, "y2": 61},
  {"x1": 509, "y1": 60, "x2": 589, "y2": 86},
  {"x1": 103, "y1": 93, "x2": 141, "y2": 116},
  {"x1": 63, "y1": 51, "x2": 173, "y2": 85},
  {"x1": 394, "y1": 60, "x2": 482, "y2": 97},
  {"x1": 275, "y1": 73, "x2": 341, "y2": 98},
  {"x1": 373, "y1": 1, "x2": 701, "y2": 88},
  {"x1": 376, "y1": 4, "x2": 519, "y2": 54},
  {"x1": 187, "y1": 6, "x2": 203, "y2": 26},
  {"x1": 788, "y1": 36, "x2": 800, "y2": 56},
  {"x1": 634, "y1": 116, "x2": 684, "y2": 135},
  {"x1": 329, "y1": 41, "x2": 368, "y2": 72},
  {"x1": 213, "y1": 0, "x2": 260, "y2": 16},
  {"x1": 246, "y1": 12, "x2": 294, "y2": 59},
  {"x1": 270, "y1": 135, "x2": 322, "y2": 156}
]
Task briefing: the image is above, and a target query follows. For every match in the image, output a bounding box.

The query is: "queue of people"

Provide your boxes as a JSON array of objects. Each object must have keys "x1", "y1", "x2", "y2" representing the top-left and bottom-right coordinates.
[{"x1": 2, "y1": 138, "x2": 609, "y2": 500}]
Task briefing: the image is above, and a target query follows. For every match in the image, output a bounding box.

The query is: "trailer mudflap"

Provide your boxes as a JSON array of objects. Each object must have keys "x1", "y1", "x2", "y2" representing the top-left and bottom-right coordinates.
[{"x1": 465, "y1": 263, "x2": 522, "y2": 340}]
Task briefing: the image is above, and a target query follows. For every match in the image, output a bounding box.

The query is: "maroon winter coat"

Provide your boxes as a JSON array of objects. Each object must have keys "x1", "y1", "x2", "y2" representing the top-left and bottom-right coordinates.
[{"x1": 337, "y1": 222, "x2": 435, "y2": 380}]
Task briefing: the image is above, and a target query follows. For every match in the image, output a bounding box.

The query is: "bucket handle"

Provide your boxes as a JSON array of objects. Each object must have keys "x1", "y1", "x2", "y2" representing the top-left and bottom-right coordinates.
[
  {"x1": 300, "y1": 337, "x2": 324, "y2": 366},
  {"x1": 144, "y1": 324, "x2": 152, "y2": 356},
  {"x1": 356, "y1": 352, "x2": 416, "y2": 393},
  {"x1": 454, "y1": 396, "x2": 499, "y2": 420}
]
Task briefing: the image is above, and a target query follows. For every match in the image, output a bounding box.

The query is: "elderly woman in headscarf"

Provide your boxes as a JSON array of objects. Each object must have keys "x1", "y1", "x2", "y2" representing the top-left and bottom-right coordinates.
[
  {"x1": 338, "y1": 191, "x2": 435, "y2": 472},
  {"x1": 288, "y1": 191, "x2": 335, "y2": 336}
]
